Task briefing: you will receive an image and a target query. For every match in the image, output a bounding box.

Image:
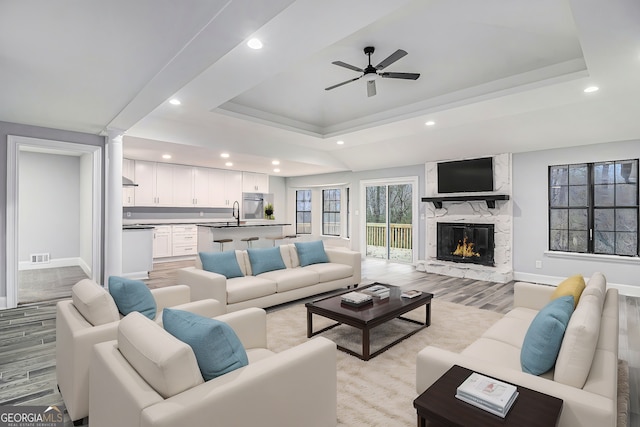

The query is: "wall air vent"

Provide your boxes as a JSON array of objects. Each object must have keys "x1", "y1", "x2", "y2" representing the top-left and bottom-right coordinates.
[{"x1": 30, "y1": 253, "x2": 50, "y2": 264}]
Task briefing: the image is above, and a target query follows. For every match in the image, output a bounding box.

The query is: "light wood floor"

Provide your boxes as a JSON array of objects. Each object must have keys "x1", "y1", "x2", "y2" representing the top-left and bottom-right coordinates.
[{"x1": 1, "y1": 258, "x2": 637, "y2": 426}]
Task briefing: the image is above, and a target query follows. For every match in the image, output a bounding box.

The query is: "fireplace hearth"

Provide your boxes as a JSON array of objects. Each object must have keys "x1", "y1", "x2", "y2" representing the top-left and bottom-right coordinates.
[{"x1": 437, "y1": 223, "x2": 495, "y2": 267}]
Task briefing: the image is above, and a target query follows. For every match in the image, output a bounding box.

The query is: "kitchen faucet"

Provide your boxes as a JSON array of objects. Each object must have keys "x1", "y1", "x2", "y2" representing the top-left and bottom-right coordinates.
[{"x1": 232, "y1": 200, "x2": 240, "y2": 226}]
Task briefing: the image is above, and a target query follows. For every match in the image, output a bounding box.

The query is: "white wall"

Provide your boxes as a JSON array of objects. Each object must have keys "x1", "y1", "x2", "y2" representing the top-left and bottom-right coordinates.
[
  {"x1": 285, "y1": 165, "x2": 426, "y2": 257},
  {"x1": 512, "y1": 139, "x2": 640, "y2": 291},
  {"x1": 79, "y1": 152, "x2": 93, "y2": 275},
  {"x1": 268, "y1": 175, "x2": 287, "y2": 227},
  {"x1": 18, "y1": 151, "x2": 81, "y2": 262}
]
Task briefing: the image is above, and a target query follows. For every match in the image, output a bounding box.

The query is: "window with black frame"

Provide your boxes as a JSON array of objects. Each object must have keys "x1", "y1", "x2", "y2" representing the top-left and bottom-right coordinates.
[
  {"x1": 296, "y1": 190, "x2": 311, "y2": 234},
  {"x1": 322, "y1": 189, "x2": 341, "y2": 236},
  {"x1": 549, "y1": 159, "x2": 638, "y2": 256}
]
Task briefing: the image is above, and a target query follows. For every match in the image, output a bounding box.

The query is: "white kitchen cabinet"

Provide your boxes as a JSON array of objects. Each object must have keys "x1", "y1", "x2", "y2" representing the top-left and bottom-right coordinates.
[
  {"x1": 172, "y1": 225, "x2": 198, "y2": 256},
  {"x1": 134, "y1": 161, "x2": 174, "y2": 206},
  {"x1": 152, "y1": 226, "x2": 172, "y2": 258},
  {"x1": 172, "y1": 165, "x2": 195, "y2": 207},
  {"x1": 242, "y1": 172, "x2": 269, "y2": 193},
  {"x1": 122, "y1": 158, "x2": 136, "y2": 206},
  {"x1": 210, "y1": 169, "x2": 243, "y2": 207},
  {"x1": 192, "y1": 167, "x2": 210, "y2": 207}
]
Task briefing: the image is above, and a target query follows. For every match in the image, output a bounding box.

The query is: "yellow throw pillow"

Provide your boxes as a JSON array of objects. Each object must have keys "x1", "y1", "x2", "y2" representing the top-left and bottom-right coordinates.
[{"x1": 550, "y1": 274, "x2": 586, "y2": 308}]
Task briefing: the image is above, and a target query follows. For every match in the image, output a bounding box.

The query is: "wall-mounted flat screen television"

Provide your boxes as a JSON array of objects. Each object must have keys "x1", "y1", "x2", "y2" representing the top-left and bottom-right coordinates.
[{"x1": 437, "y1": 157, "x2": 494, "y2": 193}]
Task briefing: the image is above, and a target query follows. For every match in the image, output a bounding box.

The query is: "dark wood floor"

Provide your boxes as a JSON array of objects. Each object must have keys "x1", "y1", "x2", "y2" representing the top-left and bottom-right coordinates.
[{"x1": 1, "y1": 258, "x2": 637, "y2": 426}]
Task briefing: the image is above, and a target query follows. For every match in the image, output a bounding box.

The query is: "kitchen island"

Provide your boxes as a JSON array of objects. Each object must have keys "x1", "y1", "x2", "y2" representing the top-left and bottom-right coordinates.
[{"x1": 197, "y1": 222, "x2": 292, "y2": 252}]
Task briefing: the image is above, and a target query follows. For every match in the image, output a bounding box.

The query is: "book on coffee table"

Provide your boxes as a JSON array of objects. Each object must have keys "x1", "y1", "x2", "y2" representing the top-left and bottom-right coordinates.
[
  {"x1": 360, "y1": 284, "x2": 390, "y2": 299},
  {"x1": 341, "y1": 291, "x2": 373, "y2": 307},
  {"x1": 401, "y1": 289, "x2": 422, "y2": 298}
]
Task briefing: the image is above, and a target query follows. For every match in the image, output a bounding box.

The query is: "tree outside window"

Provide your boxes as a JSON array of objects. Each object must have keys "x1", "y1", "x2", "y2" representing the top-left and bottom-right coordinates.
[
  {"x1": 323, "y1": 189, "x2": 341, "y2": 236},
  {"x1": 296, "y1": 190, "x2": 311, "y2": 234},
  {"x1": 549, "y1": 159, "x2": 638, "y2": 256}
]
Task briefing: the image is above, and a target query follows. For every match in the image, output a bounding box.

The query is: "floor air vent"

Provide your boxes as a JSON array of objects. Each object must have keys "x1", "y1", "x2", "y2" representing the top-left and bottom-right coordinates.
[{"x1": 30, "y1": 253, "x2": 50, "y2": 264}]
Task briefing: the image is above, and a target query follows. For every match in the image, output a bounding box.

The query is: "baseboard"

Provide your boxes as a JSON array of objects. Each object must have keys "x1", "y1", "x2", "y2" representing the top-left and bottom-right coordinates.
[
  {"x1": 78, "y1": 258, "x2": 92, "y2": 277},
  {"x1": 19, "y1": 257, "x2": 85, "y2": 271},
  {"x1": 513, "y1": 271, "x2": 640, "y2": 296}
]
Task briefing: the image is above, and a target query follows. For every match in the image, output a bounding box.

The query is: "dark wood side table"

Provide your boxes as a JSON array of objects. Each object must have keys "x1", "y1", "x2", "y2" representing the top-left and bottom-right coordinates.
[{"x1": 413, "y1": 365, "x2": 563, "y2": 427}]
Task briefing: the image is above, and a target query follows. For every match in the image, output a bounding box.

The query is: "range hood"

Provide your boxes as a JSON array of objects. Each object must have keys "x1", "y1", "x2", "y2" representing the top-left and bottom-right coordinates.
[{"x1": 122, "y1": 176, "x2": 138, "y2": 187}]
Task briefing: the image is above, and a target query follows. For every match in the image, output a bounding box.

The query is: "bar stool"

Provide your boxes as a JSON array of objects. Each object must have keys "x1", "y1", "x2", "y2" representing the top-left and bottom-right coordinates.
[
  {"x1": 213, "y1": 238, "x2": 233, "y2": 252},
  {"x1": 241, "y1": 236, "x2": 259, "y2": 248}
]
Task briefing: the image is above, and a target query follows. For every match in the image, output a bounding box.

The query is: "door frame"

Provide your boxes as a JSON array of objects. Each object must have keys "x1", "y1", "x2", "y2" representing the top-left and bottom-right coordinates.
[
  {"x1": 360, "y1": 176, "x2": 419, "y2": 263},
  {"x1": 6, "y1": 135, "x2": 102, "y2": 308}
]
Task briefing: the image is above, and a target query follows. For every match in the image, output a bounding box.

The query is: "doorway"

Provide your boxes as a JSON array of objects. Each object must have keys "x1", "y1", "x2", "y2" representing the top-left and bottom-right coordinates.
[
  {"x1": 6, "y1": 136, "x2": 102, "y2": 308},
  {"x1": 361, "y1": 177, "x2": 418, "y2": 263}
]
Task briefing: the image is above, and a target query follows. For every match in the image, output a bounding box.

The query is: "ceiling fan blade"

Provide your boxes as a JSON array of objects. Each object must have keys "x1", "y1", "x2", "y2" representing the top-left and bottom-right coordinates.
[
  {"x1": 325, "y1": 76, "x2": 362, "y2": 91},
  {"x1": 332, "y1": 61, "x2": 364, "y2": 73},
  {"x1": 380, "y1": 72, "x2": 420, "y2": 80},
  {"x1": 367, "y1": 80, "x2": 377, "y2": 97},
  {"x1": 375, "y1": 49, "x2": 407, "y2": 70}
]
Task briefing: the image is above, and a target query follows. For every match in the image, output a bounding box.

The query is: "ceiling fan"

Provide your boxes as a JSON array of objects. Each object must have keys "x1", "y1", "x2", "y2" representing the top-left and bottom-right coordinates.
[{"x1": 325, "y1": 46, "x2": 420, "y2": 97}]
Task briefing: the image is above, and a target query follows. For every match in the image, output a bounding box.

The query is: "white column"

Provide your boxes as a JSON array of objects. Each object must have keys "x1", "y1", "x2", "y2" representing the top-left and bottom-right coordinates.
[{"x1": 104, "y1": 128, "x2": 124, "y2": 285}]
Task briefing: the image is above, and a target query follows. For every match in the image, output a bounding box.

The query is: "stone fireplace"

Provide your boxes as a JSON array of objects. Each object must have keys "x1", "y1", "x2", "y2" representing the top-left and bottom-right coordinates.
[
  {"x1": 421, "y1": 153, "x2": 513, "y2": 283},
  {"x1": 437, "y1": 223, "x2": 495, "y2": 267}
]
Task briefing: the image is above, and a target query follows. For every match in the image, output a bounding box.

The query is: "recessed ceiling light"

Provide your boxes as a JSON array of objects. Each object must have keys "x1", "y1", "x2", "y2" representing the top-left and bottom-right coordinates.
[
  {"x1": 169, "y1": 99, "x2": 181, "y2": 105},
  {"x1": 272, "y1": 160, "x2": 280, "y2": 165},
  {"x1": 425, "y1": 121, "x2": 436, "y2": 126},
  {"x1": 273, "y1": 168, "x2": 280, "y2": 173},
  {"x1": 162, "y1": 154, "x2": 172, "y2": 159},
  {"x1": 220, "y1": 153, "x2": 230, "y2": 158},
  {"x1": 225, "y1": 162, "x2": 233, "y2": 167},
  {"x1": 584, "y1": 86, "x2": 599, "y2": 93},
  {"x1": 336, "y1": 140, "x2": 345, "y2": 145},
  {"x1": 247, "y1": 38, "x2": 263, "y2": 49}
]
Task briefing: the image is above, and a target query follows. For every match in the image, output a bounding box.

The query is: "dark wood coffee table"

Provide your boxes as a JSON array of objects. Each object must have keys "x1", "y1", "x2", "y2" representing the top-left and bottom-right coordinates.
[
  {"x1": 305, "y1": 283, "x2": 433, "y2": 361},
  {"x1": 414, "y1": 365, "x2": 563, "y2": 427}
]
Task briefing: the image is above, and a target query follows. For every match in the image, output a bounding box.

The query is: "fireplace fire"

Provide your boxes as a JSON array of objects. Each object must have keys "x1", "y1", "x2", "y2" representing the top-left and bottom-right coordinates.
[
  {"x1": 452, "y1": 236, "x2": 480, "y2": 258},
  {"x1": 437, "y1": 222, "x2": 495, "y2": 267}
]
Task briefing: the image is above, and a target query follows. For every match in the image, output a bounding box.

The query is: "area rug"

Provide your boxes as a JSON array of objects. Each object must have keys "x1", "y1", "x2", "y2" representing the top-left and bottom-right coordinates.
[{"x1": 266, "y1": 300, "x2": 630, "y2": 427}]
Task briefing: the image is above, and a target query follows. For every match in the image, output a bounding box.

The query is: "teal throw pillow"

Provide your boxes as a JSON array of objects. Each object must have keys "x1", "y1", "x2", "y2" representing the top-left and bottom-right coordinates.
[
  {"x1": 162, "y1": 308, "x2": 248, "y2": 381},
  {"x1": 247, "y1": 247, "x2": 286, "y2": 275},
  {"x1": 295, "y1": 240, "x2": 330, "y2": 267},
  {"x1": 199, "y1": 251, "x2": 244, "y2": 279},
  {"x1": 108, "y1": 276, "x2": 157, "y2": 320},
  {"x1": 520, "y1": 295, "x2": 574, "y2": 375}
]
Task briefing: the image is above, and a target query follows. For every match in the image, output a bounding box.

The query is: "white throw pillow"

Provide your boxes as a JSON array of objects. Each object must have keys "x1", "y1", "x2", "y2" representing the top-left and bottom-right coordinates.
[
  {"x1": 71, "y1": 279, "x2": 120, "y2": 326},
  {"x1": 118, "y1": 312, "x2": 204, "y2": 399},
  {"x1": 582, "y1": 272, "x2": 606, "y2": 309},
  {"x1": 553, "y1": 293, "x2": 602, "y2": 388}
]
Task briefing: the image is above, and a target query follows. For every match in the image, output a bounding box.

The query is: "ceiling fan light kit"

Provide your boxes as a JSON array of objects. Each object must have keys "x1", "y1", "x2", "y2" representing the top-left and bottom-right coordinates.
[{"x1": 325, "y1": 46, "x2": 420, "y2": 97}]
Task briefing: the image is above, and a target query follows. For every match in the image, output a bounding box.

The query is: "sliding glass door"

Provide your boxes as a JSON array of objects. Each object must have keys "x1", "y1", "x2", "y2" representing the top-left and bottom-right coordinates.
[{"x1": 363, "y1": 179, "x2": 416, "y2": 262}]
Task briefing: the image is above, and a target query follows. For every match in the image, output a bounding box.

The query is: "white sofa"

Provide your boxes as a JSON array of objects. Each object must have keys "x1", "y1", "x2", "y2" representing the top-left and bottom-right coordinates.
[
  {"x1": 416, "y1": 273, "x2": 619, "y2": 427},
  {"x1": 89, "y1": 308, "x2": 338, "y2": 427},
  {"x1": 56, "y1": 279, "x2": 225, "y2": 423},
  {"x1": 178, "y1": 244, "x2": 361, "y2": 312}
]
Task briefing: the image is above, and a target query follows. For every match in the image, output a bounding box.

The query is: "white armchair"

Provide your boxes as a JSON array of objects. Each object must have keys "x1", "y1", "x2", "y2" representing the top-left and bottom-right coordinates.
[
  {"x1": 56, "y1": 279, "x2": 225, "y2": 423},
  {"x1": 89, "y1": 308, "x2": 338, "y2": 427}
]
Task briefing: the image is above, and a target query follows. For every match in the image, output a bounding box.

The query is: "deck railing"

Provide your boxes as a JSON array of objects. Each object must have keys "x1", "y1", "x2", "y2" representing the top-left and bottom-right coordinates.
[{"x1": 366, "y1": 223, "x2": 412, "y2": 249}]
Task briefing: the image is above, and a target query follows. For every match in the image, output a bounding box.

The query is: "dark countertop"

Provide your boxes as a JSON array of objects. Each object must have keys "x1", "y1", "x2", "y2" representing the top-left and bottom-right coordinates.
[
  {"x1": 123, "y1": 225, "x2": 155, "y2": 230},
  {"x1": 197, "y1": 223, "x2": 290, "y2": 228}
]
